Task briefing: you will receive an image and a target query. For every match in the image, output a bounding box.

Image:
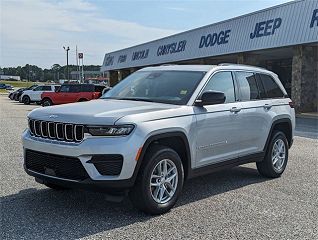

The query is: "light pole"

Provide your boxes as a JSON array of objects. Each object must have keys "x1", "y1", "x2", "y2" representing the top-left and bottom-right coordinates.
[{"x1": 63, "y1": 46, "x2": 70, "y2": 81}]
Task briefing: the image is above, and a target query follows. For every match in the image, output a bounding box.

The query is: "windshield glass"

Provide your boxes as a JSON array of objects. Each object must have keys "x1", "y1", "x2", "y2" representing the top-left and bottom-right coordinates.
[{"x1": 102, "y1": 70, "x2": 205, "y2": 105}]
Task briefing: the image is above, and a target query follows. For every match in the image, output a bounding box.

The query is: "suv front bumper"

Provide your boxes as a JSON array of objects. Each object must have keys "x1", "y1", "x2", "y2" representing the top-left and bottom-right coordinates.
[{"x1": 22, "y1": 129, "x2": 144, "y2": 189}]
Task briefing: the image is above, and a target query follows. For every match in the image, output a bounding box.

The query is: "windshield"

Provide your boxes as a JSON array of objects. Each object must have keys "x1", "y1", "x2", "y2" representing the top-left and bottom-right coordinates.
[{"x1": 102, "y1": 70, "x2": 205, "y2": 105}]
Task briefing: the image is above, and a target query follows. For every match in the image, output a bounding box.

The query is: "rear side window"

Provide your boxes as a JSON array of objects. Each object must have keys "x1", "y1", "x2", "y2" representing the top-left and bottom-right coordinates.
[
  {"x1": 94, "y1": 85, "x2": 105, "y2": 92},
  {"x1": 255, "y1": 75, "x2": 266, "y2": 99},
  {"x1": 235, "y1": 71, "x2": 259, "y2": 101},
  {"x1": 54, "y1": 86, "x2": 60, "y2": 91},
  {"x1": 258, "y1": 74, "x2": 284, "y2": 98},
  {"x1": 69, "y1": 85, "x2": 81, "y2": 93},
  {"x1": 34, "y1": 86, "x2": 44, "y2": 91},
  {"x1": 81, "y1": 84, "x2": 94, "y2": 92},
  {"x1": 42, "y1": 86, "x2": 52, "y2": 91},
  {"x1": 59, "y1": 85, "x2": 70, "y2": 92},
  {"x1": 203, "y1": 71, "x2": 235, "y2": 103}
]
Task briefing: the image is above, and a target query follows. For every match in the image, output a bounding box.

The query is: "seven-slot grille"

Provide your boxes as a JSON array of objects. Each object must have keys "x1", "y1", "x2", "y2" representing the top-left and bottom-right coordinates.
[{"x1": 28, "y1": 119, "x2": 84, "y2": 142}]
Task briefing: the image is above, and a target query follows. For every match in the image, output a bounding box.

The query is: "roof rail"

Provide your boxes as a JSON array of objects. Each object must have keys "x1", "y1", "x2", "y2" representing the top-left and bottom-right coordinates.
[{"x1": 218, "y1": 63, "x2": 268, "y2": 71}]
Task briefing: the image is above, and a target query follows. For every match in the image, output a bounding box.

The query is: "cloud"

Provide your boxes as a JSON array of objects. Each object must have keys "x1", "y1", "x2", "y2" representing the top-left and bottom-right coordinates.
[{"x1": 0, "y1": 0, "x2": 179, "y2": 68}]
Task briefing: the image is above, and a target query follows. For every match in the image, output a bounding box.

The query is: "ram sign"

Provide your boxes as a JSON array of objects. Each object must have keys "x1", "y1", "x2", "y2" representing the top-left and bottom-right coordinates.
[{"x1": 101, "y1": 0, "x2": 318, "y2": 71}]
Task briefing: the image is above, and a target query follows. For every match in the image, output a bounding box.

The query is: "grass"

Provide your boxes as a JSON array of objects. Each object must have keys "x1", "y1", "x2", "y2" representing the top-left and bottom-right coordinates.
[
  {"x1": 0, "y1": 80, "x2": 41, "y2": 88},
  {"x1": 0, "y1": 89, "x2": 8, "y2": 94}
]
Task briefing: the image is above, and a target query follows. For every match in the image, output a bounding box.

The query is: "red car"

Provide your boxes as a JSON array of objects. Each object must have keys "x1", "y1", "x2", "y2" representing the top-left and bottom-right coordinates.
[{"x1": 41, "y1": 84, "x2": 105, "y2": 106}]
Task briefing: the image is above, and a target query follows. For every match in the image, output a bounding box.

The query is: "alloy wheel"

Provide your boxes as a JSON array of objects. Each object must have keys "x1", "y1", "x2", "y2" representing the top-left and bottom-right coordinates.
[
  {"x1": 150, "y1": 159, "x2": 178, "y2": 204},
  {"x1": 271, "y1": 139, "x2": 286, "y2": 172}
]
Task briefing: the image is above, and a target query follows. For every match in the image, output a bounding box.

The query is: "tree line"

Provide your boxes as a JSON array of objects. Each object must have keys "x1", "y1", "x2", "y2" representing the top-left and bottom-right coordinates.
[{"x1": 0, "y1": 64, "x2": 101, "y2": 82}]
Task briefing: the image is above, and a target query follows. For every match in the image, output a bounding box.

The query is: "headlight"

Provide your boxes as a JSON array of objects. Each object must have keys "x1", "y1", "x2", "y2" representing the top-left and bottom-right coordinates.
[{"x1": 85, "y1": 125, "x2": 134, "y2": 136}]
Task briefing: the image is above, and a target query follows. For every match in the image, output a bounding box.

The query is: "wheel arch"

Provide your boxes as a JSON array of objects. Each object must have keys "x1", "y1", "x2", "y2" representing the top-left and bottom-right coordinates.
[
  {"x1": 42, "y1": 97, "x2": 53, "y2": 104},
  {"x1": 134, "y1": 131, "x2": 192, "y2": 181},
  {"x1": 264, "y1": 118, "x2": 293, "y2": 151}
]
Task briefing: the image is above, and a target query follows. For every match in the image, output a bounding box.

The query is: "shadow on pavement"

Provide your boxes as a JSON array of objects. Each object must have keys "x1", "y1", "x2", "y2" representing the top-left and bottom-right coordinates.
[{"x1": 1, "y1": 165, "x2": 268, "y2": 240}]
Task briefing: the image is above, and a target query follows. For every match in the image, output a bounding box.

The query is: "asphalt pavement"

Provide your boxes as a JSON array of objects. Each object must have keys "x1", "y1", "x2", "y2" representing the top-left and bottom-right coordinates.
[{"x1": 1, "y1": 95, "x2": 317, "y2": 240}]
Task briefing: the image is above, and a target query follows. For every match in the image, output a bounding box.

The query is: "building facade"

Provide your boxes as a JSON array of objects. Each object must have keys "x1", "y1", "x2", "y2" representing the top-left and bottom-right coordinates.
[{"x1": 101, "y1": 0, "x2": 318, "y2": 113}]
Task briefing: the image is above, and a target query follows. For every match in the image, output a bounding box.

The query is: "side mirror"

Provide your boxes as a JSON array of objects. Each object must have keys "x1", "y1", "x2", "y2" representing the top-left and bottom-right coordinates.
[{"x1": 195, "y1": 91, "x2": 226, "y2": 106}]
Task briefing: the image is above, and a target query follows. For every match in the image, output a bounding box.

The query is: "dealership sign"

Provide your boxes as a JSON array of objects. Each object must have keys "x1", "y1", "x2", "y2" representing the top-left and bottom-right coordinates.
[{"x1": 102, "y1": 0, "x2": 318, "y2": 71}]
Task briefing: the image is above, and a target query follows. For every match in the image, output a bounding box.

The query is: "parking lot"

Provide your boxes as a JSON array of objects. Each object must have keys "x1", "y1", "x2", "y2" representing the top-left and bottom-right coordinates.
[{"x1": 0, "y1": 94, "x2": 317, "y2": 240}]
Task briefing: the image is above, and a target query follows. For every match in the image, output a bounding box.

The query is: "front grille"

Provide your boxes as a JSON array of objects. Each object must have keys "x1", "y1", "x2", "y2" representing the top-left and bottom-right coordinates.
[
  {"x1": 25, "y1": 149, "x2": 89, "y2": 181},
  {"x1": 87, "y1": 155, "x2": 123, "y2": 176},
  {"x1": 28, "y1": 119, "x2": 84, "y2": 142}
]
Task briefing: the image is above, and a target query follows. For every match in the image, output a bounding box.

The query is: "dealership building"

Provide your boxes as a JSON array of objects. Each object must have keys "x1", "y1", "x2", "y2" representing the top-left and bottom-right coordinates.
[{"x1": 101, "y1": 0, "x2": 318, "y2": 113}]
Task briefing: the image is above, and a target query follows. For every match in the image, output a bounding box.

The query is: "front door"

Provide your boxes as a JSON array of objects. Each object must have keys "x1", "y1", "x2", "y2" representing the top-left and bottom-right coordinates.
[{"x1": 194, "y1": 71, "x2": 242, "y2": 168}]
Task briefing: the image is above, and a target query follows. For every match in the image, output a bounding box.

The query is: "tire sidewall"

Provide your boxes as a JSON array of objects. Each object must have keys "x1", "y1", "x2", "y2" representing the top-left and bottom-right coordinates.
[
  {"x1": 42, "y1": 99, "x2": 52, "y2": 107},
  {"x1": 267, "y1": 131, "x2": 289, "y2": 175},
  {"x1": 138, "y1": 147, "x2": 184, "y2": 214},
  {"x1": 23, "y1": 96, "x2": 30, "y2": 105}
]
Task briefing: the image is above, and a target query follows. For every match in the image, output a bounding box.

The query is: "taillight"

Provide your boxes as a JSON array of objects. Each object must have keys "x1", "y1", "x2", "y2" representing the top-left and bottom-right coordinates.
[{"x1": 289, "y1": 101, "x2": 294, "y2": 108}]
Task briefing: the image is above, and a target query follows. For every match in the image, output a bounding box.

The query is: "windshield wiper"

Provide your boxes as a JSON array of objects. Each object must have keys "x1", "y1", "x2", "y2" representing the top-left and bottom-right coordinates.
[
  {"x1": 103, "y1": 97, "x2": 155, "y2": 102},
  {"x1": 115, "y1": 97, "x2": 155, "y2": 102}
]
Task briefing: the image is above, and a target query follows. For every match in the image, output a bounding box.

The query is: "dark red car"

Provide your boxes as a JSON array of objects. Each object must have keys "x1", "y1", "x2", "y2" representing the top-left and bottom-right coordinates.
[{"x1": 41, "y1": 84, "x2": 105, "y2": 106}]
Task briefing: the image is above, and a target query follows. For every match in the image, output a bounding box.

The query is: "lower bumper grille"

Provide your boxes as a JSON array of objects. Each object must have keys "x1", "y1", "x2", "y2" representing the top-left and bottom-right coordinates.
[
  {"x1": 87, "y1": 155, "x2": 123, "y2": 176},
  {"x1": 25, "y1": 149, "x2": 89, "y2": 181}
]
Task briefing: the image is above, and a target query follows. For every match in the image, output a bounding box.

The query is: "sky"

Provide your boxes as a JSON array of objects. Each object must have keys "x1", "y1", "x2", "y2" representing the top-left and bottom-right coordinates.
[{"x1": 0, "y1": 0, "x2": 292, "y2": 69}]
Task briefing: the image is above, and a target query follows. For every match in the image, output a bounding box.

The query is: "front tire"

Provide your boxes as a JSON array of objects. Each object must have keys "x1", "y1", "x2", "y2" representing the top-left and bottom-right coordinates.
[
  {"x1": 42, "y1": 98, "x2": 53, "y2": 107},
  {"x1": 129, "y1": 145, "x2": 184, "y2": 215},
  {"x1": 22, "y1": 96, "x2": 31, "y2": 105},
  {"x1": 257, "y1": 131, "x2": 289, "y2": 178}
]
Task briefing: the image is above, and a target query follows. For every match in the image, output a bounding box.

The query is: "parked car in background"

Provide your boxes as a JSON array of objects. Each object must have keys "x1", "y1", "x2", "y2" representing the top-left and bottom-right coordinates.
[
  {"x1": 0, "y1": 83, "x2": 7, "y2": 89},
  {"x1": 20, "y1": 85, "x2": 60, "y2": 105},
  {"x1": 41, "y1": 84, "x2": 105, "y2": 106},
  {"x1": 9, "y1": 88, "x2": 26, "y2": 100},
  {"x1": 0, "y1": 83, "x2": 13, "y2": 90},
  {"x1": 12, "y1": 85, "x2": 38, "y2": 101},
  {"x1": 5, "y1": 85, "x2": 14, "y2": 90}
]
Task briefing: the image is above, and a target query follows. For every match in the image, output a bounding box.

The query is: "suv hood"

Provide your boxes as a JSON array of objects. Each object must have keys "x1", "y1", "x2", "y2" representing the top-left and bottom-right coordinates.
[{"x1": 28, "y1": 99, "x2": 183, "y2": 125}]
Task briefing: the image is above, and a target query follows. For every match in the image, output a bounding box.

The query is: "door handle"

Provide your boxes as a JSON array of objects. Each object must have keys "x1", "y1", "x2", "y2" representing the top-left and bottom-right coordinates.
[
  {"x1": 230, "y1": 107, "x2": 241, "y2": 113},
  {"x1": 263, "y1": 104, "x2": 272, "y2": 110}
]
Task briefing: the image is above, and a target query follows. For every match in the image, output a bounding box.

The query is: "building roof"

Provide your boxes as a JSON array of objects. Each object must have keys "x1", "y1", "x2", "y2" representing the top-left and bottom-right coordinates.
[{"x1": 101, "y1": 0, "x2": 318, "y2": 72}]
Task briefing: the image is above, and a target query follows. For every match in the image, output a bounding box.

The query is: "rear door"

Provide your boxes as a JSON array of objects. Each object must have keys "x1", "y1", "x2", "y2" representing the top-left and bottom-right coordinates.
[
  {"x1": 30, "y1": 86, "x2": 44, "y2": 101},
  {"x1": 33, "y1": 85, "x2": 52, "y2": 101},
  {"x1": 81, "y1": 84, "x2": 94, "y2": 100},
  {"x1": 233, "y1": 71, "x2": 272, "y2": 156},
  {"x1": 66, "y1": 85, "x2": 81, "y2": 103},
  {"x1": 194, "y1": 71, "x2": 242, "y2": 167}
]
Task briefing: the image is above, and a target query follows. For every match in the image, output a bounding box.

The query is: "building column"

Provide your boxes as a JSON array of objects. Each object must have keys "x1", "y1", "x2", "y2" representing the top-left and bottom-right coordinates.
[
  {"x1": 237, "y1": 53, "x2": 245, "y2": 64},
  {"x1": 120, "y1": 69, "x2": 131, "y2": 80},
  {"x1": 291, "y1": 45, "x2": 318, "y2": 113},
  {"x1": 109, "y1": 70, "x2": 119, "y2": 87},
  {"x1": 237, "y1": 53, "x2": 262, "y2": 66}
]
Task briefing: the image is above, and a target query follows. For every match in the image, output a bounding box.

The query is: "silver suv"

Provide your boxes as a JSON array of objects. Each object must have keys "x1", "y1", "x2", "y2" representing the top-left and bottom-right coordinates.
[{"x1": 22, "y1": 64, "x2": 295, "y2": 214}]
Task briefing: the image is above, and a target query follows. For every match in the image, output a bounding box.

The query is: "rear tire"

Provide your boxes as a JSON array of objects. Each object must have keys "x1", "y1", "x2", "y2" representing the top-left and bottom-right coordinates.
[
  {"x1": 42, "y1": 98, "x2": 53, "y2": 107},
  {"x1": 44, "y1": 183, "x2": 69, "y2": 190},
  {"x1": 129, "y1": 145, "x2": 184, "y2": 215},
  {"x1": 257, "y1": 131, "x2": 288, "y2": 178},
  {"x1": 22, "y1": 96, "x2": 31, "y2": 105}
]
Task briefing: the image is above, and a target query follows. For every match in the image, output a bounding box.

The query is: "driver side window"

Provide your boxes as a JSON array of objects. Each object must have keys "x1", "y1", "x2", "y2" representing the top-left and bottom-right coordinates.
[{"x1": 203, "y1": 71, "x2": 236, "y2": 103}]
